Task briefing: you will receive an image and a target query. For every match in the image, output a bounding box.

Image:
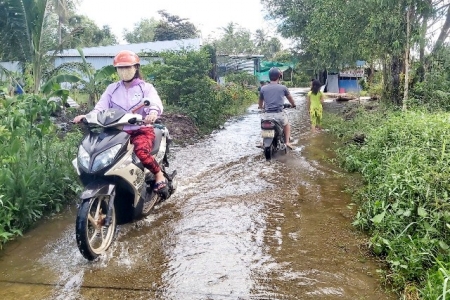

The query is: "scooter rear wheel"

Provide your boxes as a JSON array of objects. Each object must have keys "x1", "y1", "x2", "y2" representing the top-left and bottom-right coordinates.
[
  {"x1": 264, "y1": 145, "x2": 273, "y2": 160},
  {"x1": 75, "y1": 196, "x2": 116, "y2": 261}
]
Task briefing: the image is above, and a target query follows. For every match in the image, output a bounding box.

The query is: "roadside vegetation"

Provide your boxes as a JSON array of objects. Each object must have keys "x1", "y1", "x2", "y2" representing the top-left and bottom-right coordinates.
[
  {"x1": 0, "y1": 95, "x2": 81, "y2": 244},
  {"x1": 320, "y1": 41, "x2": 450, "y2": 300},
  {"x1": 325, "y1": 107, "x2": 450, "y2": 299}
]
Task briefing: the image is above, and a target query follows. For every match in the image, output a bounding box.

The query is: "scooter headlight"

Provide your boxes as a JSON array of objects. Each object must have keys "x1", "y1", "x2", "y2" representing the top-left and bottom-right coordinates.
[
  {"x1": 77, "y1": 146, "x2": 90, "y2": 170},
  {"x1": 92, "y1": 144, "x2": 122, "y2": 172}
]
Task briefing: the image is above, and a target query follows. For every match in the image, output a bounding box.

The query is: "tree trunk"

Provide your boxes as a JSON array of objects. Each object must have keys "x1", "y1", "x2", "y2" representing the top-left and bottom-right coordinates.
[
  {"x1": 88, "y1": 94, "x2": 95, "y2": 109},
  {"x1": 403, "y1": 6, "x2": 411, "y2": 111},
  {"x1": 417, "y1": 0, "x2": 431, "y2": 82},
  {"x1": 391, "y1": 55, "x2": 403, "y2": 106},
  {"x1": 432, "y1": 5, "x2": 450, "y2": 53},
  {"x1": 368, "y1": 61, "x2": 374, "y2": 86},
  {"x1": 419, "y1": 4, "x2": 429, "y2": 65},
  {"x1": 382, "y1": 57, "x2": 389, "y2": 100},
  {"x1": 58, "y1": 16, "x2": 62, "y2": 45},
  {"x1": 33, "y1": 56, "x2": 41, "y2": 94}
]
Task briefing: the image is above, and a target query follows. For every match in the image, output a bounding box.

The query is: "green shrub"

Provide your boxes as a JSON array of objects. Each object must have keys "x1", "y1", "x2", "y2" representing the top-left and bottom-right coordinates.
[
  {"x1": 326, "y1": 108, "x2": 450, "y2": 298},
  {"x1": 224, "y1": 72, "x2": 257, "y2": 86},
  {"x1": 0, "y1": 95, "x2": 80, "y2": 245},
  {"x1": 141, "y1": 47, "x2": 257, "y2": 131},
  {"x1": 410, "y1": 49, "x2": 450, "y2": 111}
]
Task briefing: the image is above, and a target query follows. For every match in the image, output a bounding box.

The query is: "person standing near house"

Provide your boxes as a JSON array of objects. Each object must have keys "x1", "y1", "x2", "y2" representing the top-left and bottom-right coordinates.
[{"x1": 307, "y1": 79, "x2": 324, "y2": 132}]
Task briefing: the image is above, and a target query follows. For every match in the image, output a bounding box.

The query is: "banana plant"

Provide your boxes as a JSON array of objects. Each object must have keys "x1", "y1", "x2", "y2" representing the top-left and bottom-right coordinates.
[
  {"x1": 40, "y1": 73, "x2": 81, "y2": 107},
  {"x1": 76, "y1": 48, "x2": 116, "y2": 108},
  {"x1": 0, "y1": 0, "x2": 52, "y2": 94}
]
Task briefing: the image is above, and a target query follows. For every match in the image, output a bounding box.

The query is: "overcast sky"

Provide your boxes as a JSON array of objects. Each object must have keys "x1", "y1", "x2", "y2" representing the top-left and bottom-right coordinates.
[{"x1": 77, "y1": 0, "x2": 291, "y2": 46}]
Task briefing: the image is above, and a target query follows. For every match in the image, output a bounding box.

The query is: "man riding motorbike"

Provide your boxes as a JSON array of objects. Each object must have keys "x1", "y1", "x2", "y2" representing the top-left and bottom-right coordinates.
[
  {"x1": 258, "y1": 67, "x2": 297, "y2": 149},
  {"x1": 72, "y1": 50, "x2": 168, "y2": 196}
]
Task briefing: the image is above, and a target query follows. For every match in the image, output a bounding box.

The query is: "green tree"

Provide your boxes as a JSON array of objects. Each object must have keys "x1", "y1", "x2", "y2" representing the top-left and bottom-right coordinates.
[
  {"x1": 123, "y1": 18, "x2": 158, "y2": 43},
  {"x1": 0, "y1": 0, "x2": 114, "y2": 93},
  {"x1": 253, "y1": 29, "x2": 282, "y2": 59},
  {"x1": 213, "y1": 22, "x2": 254, "y2": 55},
  {"x1": 51, "y1": 0, "x2": 78, "y2": 45},
  {"x1": 65, "y1": 15, "x2": 118, "y2": 48},
  {"x1": 0, "y1": 0, "x2": 53, "y2": 93},
  {"x1": 153, "y1": 10, "x2": 199, "y2": 41},
  {"x1": 262, "y1": 0, "x2": 450, "y2": 106},
  {"x1": 261, "y1": 37, "x2": 282, "y2": 59},
  {"x1": 254, "y1": 29, "x2": 267, "y2": 48}
]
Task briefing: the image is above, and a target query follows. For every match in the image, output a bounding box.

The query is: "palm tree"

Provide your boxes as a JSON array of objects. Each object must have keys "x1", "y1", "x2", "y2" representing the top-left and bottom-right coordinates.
[
  {"x1": 221, "y1": 22, "x2": 236, "y2": 37},
  {"x1": 264, "y1": 37, "x2": 282, "y2": 58},
  {"x1": 52, "y1": 0, "x2": 76, "y2": 45},
  {"x1": 0, "y1": 0, "x2": 53, "y2": 93},
  {"x1": 254, "y1": 29, "x2": 267, "y2": 48}
]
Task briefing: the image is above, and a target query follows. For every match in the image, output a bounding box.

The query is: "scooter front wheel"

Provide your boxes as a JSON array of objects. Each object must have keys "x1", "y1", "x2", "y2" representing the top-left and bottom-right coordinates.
[
  {"x1": 141, "y1": 191, "x2": 160, "y2": 217},
  {"x1": 75, "y1": 196, "x2": 116, "y2": 260}
]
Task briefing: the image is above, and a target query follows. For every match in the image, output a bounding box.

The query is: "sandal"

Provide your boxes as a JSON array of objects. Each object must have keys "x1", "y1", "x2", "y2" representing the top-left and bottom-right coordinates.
[
  {"x1": 153, "y1": 179, "x2": 169, "y2": 200},
  {"x1": 286, "y1": 143, "x2": 294, "y2": 150},
  {"x1": 153, "y1": 180, "x2": 167, "y2": 192}
]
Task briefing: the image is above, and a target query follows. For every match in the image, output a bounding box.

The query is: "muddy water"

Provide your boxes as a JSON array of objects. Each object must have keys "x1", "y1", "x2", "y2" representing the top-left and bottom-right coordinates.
[{"x1": 0, "y1": 88, "x2": 393, "y2": 300}]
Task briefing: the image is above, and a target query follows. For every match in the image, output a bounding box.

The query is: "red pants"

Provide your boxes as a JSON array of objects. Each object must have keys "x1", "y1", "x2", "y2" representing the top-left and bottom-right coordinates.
[{"x1": 127, "y1": 127, "x2": 161, "y2": 174}]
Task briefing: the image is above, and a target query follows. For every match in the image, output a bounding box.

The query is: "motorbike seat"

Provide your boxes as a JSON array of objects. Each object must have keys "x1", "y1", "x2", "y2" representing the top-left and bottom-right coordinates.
[{"x1": 150, "y1": 128, "x2": 163, "y2": 155}]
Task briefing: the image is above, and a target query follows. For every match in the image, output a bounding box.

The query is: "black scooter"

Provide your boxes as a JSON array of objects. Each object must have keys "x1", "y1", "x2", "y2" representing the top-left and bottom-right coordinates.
[{"x1": 260, "y1": 103, "x2": 293, "y2": 160}]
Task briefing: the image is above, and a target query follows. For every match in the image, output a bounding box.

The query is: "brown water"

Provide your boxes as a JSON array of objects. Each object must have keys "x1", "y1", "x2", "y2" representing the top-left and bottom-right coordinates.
[{"x1": 0, "y1": 88, "x2": 394, "y2": 299}]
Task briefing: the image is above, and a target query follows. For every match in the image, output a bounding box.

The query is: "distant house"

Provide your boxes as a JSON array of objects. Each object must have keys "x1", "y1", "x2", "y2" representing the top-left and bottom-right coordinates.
[
  {"x1": 325, "y1": 60, "x2": 366, "y2": 93},
  {"x1": 50, "y1": 38, "x2": 203, "y2": 70},
  {"x1": 217, "y1": 54, "x2": 265, "y2": 84}
]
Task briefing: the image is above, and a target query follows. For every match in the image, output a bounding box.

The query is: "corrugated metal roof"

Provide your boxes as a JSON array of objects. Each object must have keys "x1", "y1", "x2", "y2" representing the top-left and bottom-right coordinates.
[
  {"x1": 53, "y1": 56, "x2": 162, "y2": 70},
  {"x1": 51, "y1": 38, "x2": 203, "y2": 57}
]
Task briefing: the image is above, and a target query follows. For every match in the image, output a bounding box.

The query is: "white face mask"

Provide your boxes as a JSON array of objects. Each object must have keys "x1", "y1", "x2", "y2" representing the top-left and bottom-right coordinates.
[{"x1": 117, "y1": 66, "x2": 136, "y2": 81}]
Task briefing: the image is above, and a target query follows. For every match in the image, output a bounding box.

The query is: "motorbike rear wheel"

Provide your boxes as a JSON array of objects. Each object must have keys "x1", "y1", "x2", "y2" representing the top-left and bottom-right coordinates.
[
  {"x1": 264, "y1": 145, "x2": 273, "y2": 160},
  {"x1": 76, "y1": 196, "x2": 116, "y2": 261}
]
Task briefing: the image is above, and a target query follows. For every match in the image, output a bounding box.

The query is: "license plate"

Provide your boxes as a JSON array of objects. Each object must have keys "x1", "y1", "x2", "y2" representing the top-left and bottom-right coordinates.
[{"x1": 261, "y1": 130, "x2": 275, "y2": 138}]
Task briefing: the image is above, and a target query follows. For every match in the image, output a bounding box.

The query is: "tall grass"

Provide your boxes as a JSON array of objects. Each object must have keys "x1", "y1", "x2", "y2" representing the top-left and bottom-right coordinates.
[
  {"x1": 325, "y1": 106, "x2": 450, "y2": 299},
  {"x1": 0, "y1": 95, "x2": 80, "y2": 245}
]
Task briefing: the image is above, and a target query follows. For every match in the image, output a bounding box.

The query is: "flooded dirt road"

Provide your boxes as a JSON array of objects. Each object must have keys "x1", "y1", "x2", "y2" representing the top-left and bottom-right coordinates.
[{"x1": 0, "y1": 88, "x2": 393, "y2": 299}]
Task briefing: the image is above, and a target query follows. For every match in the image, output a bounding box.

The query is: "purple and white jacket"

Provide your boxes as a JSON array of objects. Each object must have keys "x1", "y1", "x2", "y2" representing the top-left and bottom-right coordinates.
[{"x1": 92, "y1": 79, "x2": 163, "y2": 131}]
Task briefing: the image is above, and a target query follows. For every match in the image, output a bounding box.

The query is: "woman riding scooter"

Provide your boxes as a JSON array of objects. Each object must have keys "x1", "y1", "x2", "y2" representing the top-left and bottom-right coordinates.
[{"x1": 72, "y1": 50, "x2": 169, "y2": 196}]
